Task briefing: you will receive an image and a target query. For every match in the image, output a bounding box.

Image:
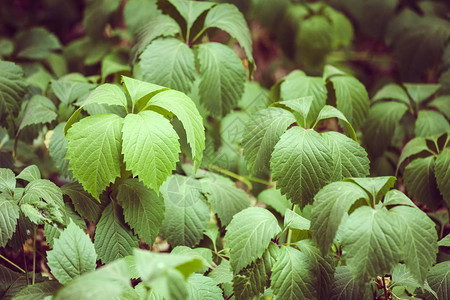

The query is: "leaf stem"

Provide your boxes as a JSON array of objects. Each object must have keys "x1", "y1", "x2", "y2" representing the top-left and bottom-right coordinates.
[
  {"x1": 208, "y1": 165, "x2": 253, "y2": 191},
  {"x1": 191, "y1": 28, "x2": 207, "y2": 45},
  {"x1": 17, "y1": 226, "x2": 29, "y2": 284},
  {"x1": 245, "y1": 176, "x2": 271, "y2": 186},
  {"x1": 32, "y1": 227, "x2": 37, "y2": 285},
  {"x1": 0, "y1": 254, "x2": 26, "y2": 273}
]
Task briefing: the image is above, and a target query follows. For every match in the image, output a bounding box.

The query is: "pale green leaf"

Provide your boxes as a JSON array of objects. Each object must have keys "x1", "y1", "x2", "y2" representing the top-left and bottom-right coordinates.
[
  {"x1": 118, "y1": 178, "x2": 164, "y2": 246},
  {"x1": 124, "y1": 0, "x2": 160, "y2": 35},
  {"x1": 344, "y1": 176, "x2": 396, "y2": 204},
  {"x1": 122, "y1": 110, "x2": 180, "y2": 193},
  {"x1": 18, "y1": 95, "x2": 57, "y2": 131},
  {"x1": 66, "y1": 114, "x2": 124, "y2": 199},
  {"x1": 159, "y1": 175, "x2": 209, "y2": 247},
  {"x1": 425, "y1": 261, "x2": 450, "y2": 300},
  {"x1": 391, "y1": 264, "x2": 421, "y2": 289},
  {"x1": 389, "y1": 205, "x2": 438, "y2": 284},
  {"x1": 204, "y1": 3, "x2": 254, "y2": 69},
  {"x1": 372, "y1": 83, "x2": 411, "y2": 107},
  {"x1": 257, "y1": 188, "x2": 291, "y2": 217},
  {"x1": 415, "y1": 110, "x2": 449, "y2": 138},
  {"x1": 238, "y1": 81, "x2": 268, "y2": 114},
  {"x1": 187, "y1": 274, "x2": 222, "y2": 300},
  {"x1": 435, "y1": 148, "x2": 450, "y2": 207},
  {"x1": 321, "y1": 132, "x2": 369, "y2": 181},
  {"x1": 271, "y1": 246, "x2": 316, "y2": 300},
  {"x1": 315, "y1": 106, "x2": 356, "y2": 140},
  {"x1": 225, "y1": 207, "x2": 281, "y2": 274},
  {"x1": 0, "y1": 196, "x2": 19, "y2": 247},
  {"x1": 382, "y1": 190, "x2": 415, "y2": 207},
  {"x1": 0, "y1": 168, "x2": 15, "y2": 194},
  {"x1": 51, "y1": 78, "x2": 94, "y2": 105},
  {"x1": 16, "y1": 165, "x2": 40, "y2": 183},
  {"x1": 341, "y1": 206, "x2": 403, "y2": 283},
  {"x1": 200, "y1": 177, "x2": 250, "y2": 226},
  {"x1": 47, "y1": 221, "x2": 96, "y2": 285},
  {"x1": 61, "y1": 182, "x2": 104, "y2": 223},
  {"x1": 284, "y1": 209, "x2": 310, "y2": 231},
  {"x1": 101, "y1": 51, "x2": 130, "y2": 80},
  {"x1": 404, "y1": 156, "x2": 441, "y2": 210},
  {"x1": 428, "y1": 95, "x2": 450, "y2": 119},
  {"x1": 272, "y1": 97, "x2": 313, "y2": 127},
  {"x1": 404, "y1": 84, "x2": 441, "y2": 105},
  {"x1": 147, "y1": 89, "x2": 205, "y2": 169},
  {"x1": 168, "y1": 0, "x2": 215, "y2": 30},
  {"x1": 139, "y1": 38, "x2": 195, "y2": 94},
  {"x1": 271, "y1": 127, "x2": 333, "y2": 207},
  {"x1": 243, "y1": 107, "x2": 296, "y2": 175},
  {"x1": 82, "y1": 0, "x2": 120, "y2": 38},
  {"x1": 48, "y1": 123, "x2": 71, "y2": 178},
  {"x1": 208, "y1": 259, "x2": 233, "y2": 284},
  {"x1": 311, "y1": 181, "x2": 369, "y2": 254},
  {"x1": 397, "y1": 137, "x2": 430, "y2": 170},
  {"x1": 0, "y1": 61, "x2": 26, "y2": 122},
  {"x1": 94, "y1": 203, "x2": 139, "y2": 264},
  {"x1": 220, "y1": 111, "x2": 250, "y2": 145},
  {"x1": 83, "y1": 84, "x2": 127, "y2": 108},
  {"x1": 438, "y1": 234, "x2": 450, "y2": 247},
  {"x1": 121, "y1": 76, "x2": 168, "y2": 109},
  {"x1": 12, "y1": 281, "x2": 62, "y2": 300},
  {"x1": 329, "y1": 266, "x2": 364, "y2": 300},
  {"x1": 15, "y1": 27, "x2": 61, "y2": 59},
  {"x1": 171, "y1": 246, "x2": 212, "y2": 273},
  {"x1": 63, "y1": 106, "x2": 82, "y2": 134}
]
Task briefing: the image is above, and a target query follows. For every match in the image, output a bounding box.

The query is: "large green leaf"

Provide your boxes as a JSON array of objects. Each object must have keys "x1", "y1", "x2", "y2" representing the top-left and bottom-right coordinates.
[
  {"x1": 224, "y1": 207, "x2": 281, "y2": 274},
  {"x1": 321, "y1": 132, "x2": 369, "y2": 181},
  {"x1": 139, "y1": 38, "x2": 195, "y2": 94},
  {"x1": 340, "y1": 206, "x2": 403, "y2": 283},
  {"x1": 397, "y1": 137, "x2": 430, "y2": 170},
  {"x1": 15, "y1": 27, "x2": 61, "y2": 59},
  {"x1": 118, "y1": 178, "x2": 164, "y2": 246},
  {"x1": 66, "y1": 114, "x2": 123, "y2": 199},
  {"x1": 389, "y1": 205, "x2": 437, "y2": 284},
  {"x1": 271, "y1": 127, "x2": 333, "y2": 207},
  {"x1": 12, "y1": 281, "x2": 62, "y2": 300},
  {"x1": 47, "y1": 221, "x2": 96, "y2": 285},
  {"x1": 311, "y1": 181, "x2": 369, "y2": 254},
  {"x1": 122, "y1": 110, "x2": 180, "y2": 193},
  {"x1": 204, "y1": 3, "x2": 254, "y2": 71},
  {"x1": 0, "y1": 61, "x2": 27, "y2": 122},
  {"x1": 271, "y1": 245, "x2": 316, "y2": 299},
  {"x1": 0, "y1": 195, "x2": 19, "y2": 247},
  {"x1": 425, "y1": 261, "x2": 450, "y2": 300},
  {"x1": 18, "y1": 95, "x2": 57, "y2": 131},
  {"x1": 404, "y1": 156, "x2": 441, "y2": 210},
  {"x1": 329, "y1": 266, "x2": 364, "y2": 300},
  {"x1": 146, "y1": 89, "x2": 205, "y2": 169},
  {"x1": 94, "y1": 202, "x2": 139, "y2": 264},
  {"x1": 167, "y1": 0, "x2": 215, "y2": 31},
  {"x1": 197, "y1": 42, "x2": 245, "y2": 117},
  {"x1": 243, "y1": 107, "x2": 296, "y2": 175},
  {"x1": 414, "y1": 110, "x2": 449, "y2": 138},
  {"x1": 200, "y1": 176, "x2": 250, "y2": 226},
  {"x1": 61, "y1": 182, "x2": 104, "y2": 223},
  {"x1": 435, "y1": 148, "x2": 450, "y2": 207},
  {"x1": 159, "y1": 175, "x2": 209, "y2": 247},
  {"x1": 0, "y1": 168, "x2": 15, "y2": 195},
  {"x1": 186, "y1": 274, "x2": 222, "y2": 300}
]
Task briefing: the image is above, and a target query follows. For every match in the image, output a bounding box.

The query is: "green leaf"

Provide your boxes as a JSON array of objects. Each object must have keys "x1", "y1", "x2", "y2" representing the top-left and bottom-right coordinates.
[
  {"x1": 404, "y1": 156, "x2": 441, "y2": 210},
  {"x1": 389, "y1": 205, "x2": 438, "y2": 284},
  {"x1": 397, "y1": 137, "x2": 430, "y2": 170},
  {"x1": 146, "y1": 89, "x2": 205, "y2": 169},
  {"x1": 139, "y1": 38, "x2": 195, "y2": 94},
  {"x1": 428, "y1": 95, "x2": 450, "y2": 119},
  {"x1": 47, "y1": 220, "x2": 96, "y2": 285},
  {"x1": 208, "y1": 259, "x2": 232, "y2": 284},
  {"x1": 284, "y1": 209, "x2": 310, "y2": 231},
  {"x1": 15, "y1": 27, "x2": 61, "y2": 59},
  {"x1": 362, "y1": 101, "x2": 408, "y2": 157},
  {"x1": 391, "y1": 264, "x2": 421, "y2": 289},
  {"x1": 344, "y1": 176, "x2": 396, "y2": 204},
  {"x1": 51, "y1": 77, "x2": 94, "y2": 106},
  {"x1": 238, "y1": 81, "x2": 268, "y2": 114},
  {"x1": 101, "y1": 51, "x2": 130, "y2": 80},
  {"x1": 0, "y1": 168, "x2": 15, "y2": 194},
  {"x1": 124, "y1": 0, "x2": 160, "y2": 35},
  {"x1": 0, "y1": 195, "x2": 19, "y2": 247},
  {"x1": 66, "y1": 114, "x2": 124, "y2": 199},
  {"x1": 61, "y1": 182, "x2": 104, "y2": 223},
  {"x1": 121, "y1": 76, "x2": 168, "y2": 109},
  {"x1": 243, "y1": 107, "x2": 296, "y2": 175},
  {"x1": 225, "y1": 207, "x2": 281, "y2": 274},
  {"x1": 311, "y1": 181, "x2": 369, "y2": 254},
  {"x1": 197, "y1": 42, "x2": 245, "y2": 117},
  {"x1": 372, "y1": 83, "x2": 411, "y2": 107},
  {"x1": 382, "y1": 190, "x2": 415, "y2": 207},
  {"x1": 340, "y1": 206, "x2": 403, "y2": 283},
  {"x1": 404, "y1": 84, "x2": 441, "y2": 105},
  {"x1": 83, "y1": 84, "x2": 127, "y2": 109},
  {"x1": 257, "y1": 188, "x2": 291, "y2": 217},
  {"x1": 48, "y1": 123, "x2": 71, "y2": 178},
  {"x1": 321, "y1": 132, "x2": 369, "y2": 181},
  {"x1": 118, "y1": 178, "x2": 164, "y2": 246},
  {"x1": 271, "y1": 127, "x2": 333, "y2": 207},
  {"x1": 425, "y1": 261, "x2": 450, "y2": 300},
  {"x1": 83, "y1": 0, "x2": 120, "y2": 38},
  {"x1": 328, "y1": 75, "x2": 370, "y2": 130},
  {"x1": 16, "y1": 165, "x2": 40, "y2": 183},
  {"x1": 271, "y1": 245, "x2": 316, "y2": 299},
  {"x1": 18, "y1": 95, "x2": 57, "y2": 131},
  {"x1": 315, "y1": 106, "x2": 356, "y2": 140},
  {"x1": 329, "y1": 266, "x2": 364, "y2": 300},
  {"x1": 94, "y1": 202, "x2": 139, "y2": 264},
  {"x1": 272, "y1": 97, "x2": 313, "y2": 127},
  {"x1": 204, "y1": 3, "x2": 254, "y2": 72},
  {"x1": 0, "y1": 61, "x2": 27, "y2": 122},
  {"x1": 438, "y1": 234, "x2": 450, "y2": 247},
  {"x1": 159, "y1": 175, "x2": 209, "y2": 247},
  {"x1": 12, "y1": 281, "x2": 62, "y2": 300},
  {"x1": 122, "y1": 110, "x2": 180, "y2": 193},
  {"x1": 168, "y1": 0, "x2": 215, "y2": 31},
  {"x1": 186, "y1": 274, "x2": 223, "y2": 300},
  {"x1": 435, "y1": 148, "x2": 450, "y2": 207},
  {"x1": 171, "y1": 246, "x2": 212, "y2": 273},
  {"x1": 200, "y1": 177, "x2": 250, "y2": 226},
  {"x1": 415, "y1": 110, "x2": 449, "y2": 138},
  {"x1": 64, "y1": 106, "x2": 82, "y2": 134}
]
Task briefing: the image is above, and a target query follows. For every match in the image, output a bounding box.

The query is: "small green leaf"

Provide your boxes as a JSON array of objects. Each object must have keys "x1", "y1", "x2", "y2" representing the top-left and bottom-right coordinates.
[
  {"x1": 49, "y1": 123, "x2": 72, "y2": 178},
  {"x1": 51, "y1": 77, "x2": 94, "y2": 105},
  {"x1": 382, "y1": 190, "x2": 415, "y2": 207},
  {"x1": 425, "y1": 261, "x2": 450, "y2": 300},
  {"x1": 83, "y1": 84, "x2": 127, "y2": 108},
  {"x1": 47, "y1": 220, "x2": 96, "y2": 285},
  {"x1": 344, "y1": 176, "x2": 396, "y2": 204},
  {"x1": 66, "y1": 114, "x2": 124, "y2": 199},
  {"x1": 187, "y1": 274, "x2": 223, "y2": 300},
  {"x1": 121, "y1": 76, "x2": 168, "y2": 109},
  {"x1": 12, "y1": 281, "x2": 62, "y2": 299},
  {"x1": 257, "y1": 188, "x2": 291, "y2": 217},
  {"x1": 372, "y1": 83, "x2": 411, "y2": 107},
  {"x1": 0, "y1": 61, "x2": 27, "y2": 123},
  {"x1": 0, "y1": 195, "x2": 19, "y2": 247},
  {"x1": 118, "y1": 178, "x2": 164, "y2": 246},
  {"x1": 438, "y1": 234, "x2": 450, "y2": 247},
  {"x1": 397, "y1": 137, "x2": 430, "y2": 171},
  {"x1": 415, "y1": 110, "x2": 449, "y2": 138},
  {"x1": 15, "y1": 27, "x2": 61, "y2": 59},
  {"x1": 404, "y1": 83, "x2": 441, "y2": 105},
  {"x1": 208, "y1": 259, "x2": 232, "y2": 284},
  {"x1": 329, "y1": 266, "x2": 364, "y2": 300},
  {"x1": 428, "y1": 95, "x2": 450, "y2": 119},
  {"x1": 171, "y1": 246, "x2": 212, "y2": 273},
  {"x1": 167, "y1": 0, "x2": 215, "y2": 31},
  {"x1": 61, "y1": 182, "x2": 104, "y2": 223},
  {"x1": 0, "y1": 168, "x2": 16, "y2": 195},
  {"x1": 18, "y1": 95, "x2": 57, "y2": 131},
  {"x1": 272, "y1": 97, "x2": 313, "y2": 126},
  {"x1": 101, "y1": 51, "x2": 130, "y2": 80},
  {"x1": 225, "y1": 207, "x2": 281, "y2": 274},
  {"x1": 16, "y1": 165, "x2": 40, "y2": 183},
  {"x1": 315, "y1": 106, "x2": 356, "y2": 140},
  {"x1": 435, "y1": 148, "x2": 450, "y2": 207},
  {"x1": 94, "y1": 202, "x2": 139, "y2": 264},
  {"x1": 284, "y1": 210, "x2": 310, "y2": 231},
  {"x1": 64, "y1": 106, "x2": 83, "y2": 134}
]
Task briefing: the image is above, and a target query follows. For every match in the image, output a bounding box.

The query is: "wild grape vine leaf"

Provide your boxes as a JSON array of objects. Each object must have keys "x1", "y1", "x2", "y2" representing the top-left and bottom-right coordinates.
[
  {"x1": 51, "y1": 78, "x2": 94, "y2": 105},
  {"x1": 121, "y1": 110, "x2": 180, "y2": 193},
  {"x1": 271, "y1": 127, "x2": 333, "y2": 207},
  {"x1": 18, "y1": 95, "x2": 57, "y2": 131},
  {"x1": 0, "y1": 61, "x2": 27, "y2": 122},
  {"x1": 271, "y1": 245, "x2": 316, "y2": 299},
  {"x1": 139, "y1": 38, "x2": 195, "y2": 94},
  {"x1": 372, "y1": 83, "x2": 411, "y2": 107},
  {"x1": 65, "y1": 114, "x2": 123, "y2": 199},
  {"x1": 0, "y1": 195, "x2": 19, "y2": 247},
  {"x1": 118, "y1": 178, "x2": 164, "y2": 246},
  {"x1": 197, "y1": 42, "x2": 246, "y2": 117},
  {"x1": 95, "y1": 202, "x2": 139, "y2": 264},
  {"x1": 243, "y1": 107, "x2": 296, "y2": 175},
  {"x1": 15, "y1": 27, "x2": 61, "y2": 59},
  {"x1": 225, "y1": 207, "x2": 281, "y2": 274},
  {"x1": 47, "y1": 221, "x2": 97, "y2": 285},
  {"x1": 397, "y1": 137, "x2": 429, "y2": 170},
  {"x1": 121, "y1": 76, "x2": 168, "y2": 109},
  {"x1": 435, "y1": 148, "x2": 450, "y2": 207}
]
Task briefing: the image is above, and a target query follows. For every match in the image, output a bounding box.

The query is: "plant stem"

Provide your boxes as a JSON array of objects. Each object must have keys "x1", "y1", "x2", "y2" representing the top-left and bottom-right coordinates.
[
  {"x1": 0, "y1": 254, "x2": 26, "y2": 273},
  {"x1": 32, "y1": 227, "x2": 37, "y2": 285},
  {"x1": 246, "y1": 176, "x2": 271, "y2": 186},
  {"x1": 191, "y1": 28, "x2": 207, "y2": 45},
  {"x1": 17, "y1": 226, "x2": 29, "y2": 285},
  {"x1": 209, "y1": 165, "x2": 253, "y2": 191}
]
